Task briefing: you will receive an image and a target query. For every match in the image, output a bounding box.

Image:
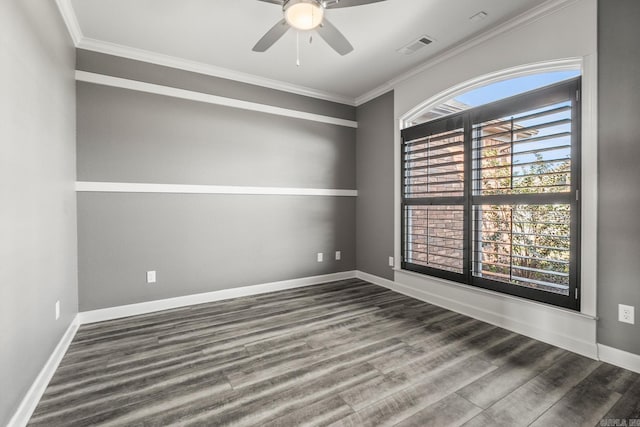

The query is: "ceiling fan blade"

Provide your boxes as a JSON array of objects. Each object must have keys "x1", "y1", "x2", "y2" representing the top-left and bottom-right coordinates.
[
  {"x1": 324, "y1": 0, "x2": 386, "y2": 9},
  {"x1": 252, "y1": 19, "x2": 290, "y2": 52},
  {"x1": 256, "y1": 0, "x2": 284, "y2": 5},
  {"x1": 316, "y1": 18, "x2": 354, "y2": 56}
]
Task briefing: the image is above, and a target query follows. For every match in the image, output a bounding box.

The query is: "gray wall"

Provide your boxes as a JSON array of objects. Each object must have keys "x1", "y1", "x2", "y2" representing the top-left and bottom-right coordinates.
[
  {"x1": 597, "y1": 0, "x2": 640, "y2": 355},
  {"x1": 76, "y1": 83, "x2": 355, "y2": 188},
  {"x1": 76, "y1": 55, "x2": 356, "y2": 311},
  {"x1": 78, "y1": 193, "x2": 354, "y2": 310},
  {"x1": 76, "y1": 49, "x2": 356, "y2": 121},
  {"x1": 0, "y1": 1, "x2": 77, "y2": 425},
  {"x1": 355, "y1": 91, "x2": 395, "y2": 280}
]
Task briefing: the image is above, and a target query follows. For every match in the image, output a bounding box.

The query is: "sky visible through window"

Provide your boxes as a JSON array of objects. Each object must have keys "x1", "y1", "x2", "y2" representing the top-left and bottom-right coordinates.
[
  {"x1": 454, "y1": 70, "x2": 580, "y2": 106},
  {"x1": 456, "y1": 70, "x2": 581, "y2": 168}
]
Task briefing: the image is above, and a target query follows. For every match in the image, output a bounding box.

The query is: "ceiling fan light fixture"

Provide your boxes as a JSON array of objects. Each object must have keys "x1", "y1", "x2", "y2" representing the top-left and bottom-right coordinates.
[{"x1": 284, "y1": 0, "x2": 324, "y2": 31}]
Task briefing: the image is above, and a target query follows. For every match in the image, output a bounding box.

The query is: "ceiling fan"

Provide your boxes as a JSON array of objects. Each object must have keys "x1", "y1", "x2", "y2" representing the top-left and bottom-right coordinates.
[{"x1": 252, "y1": 0, "x2": 387, "y2": 56}]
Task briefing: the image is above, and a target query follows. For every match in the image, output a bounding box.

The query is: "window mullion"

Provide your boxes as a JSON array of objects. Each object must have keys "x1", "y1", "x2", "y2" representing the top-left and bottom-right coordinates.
[{"x1": 464, "y1": 113, "x2": 473, "y2": 284}]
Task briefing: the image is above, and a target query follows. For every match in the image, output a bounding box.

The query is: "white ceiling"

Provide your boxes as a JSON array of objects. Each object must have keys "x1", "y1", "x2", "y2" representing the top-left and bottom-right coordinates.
[{"x1": 69, "y1": 0, "x2": 551, "y2": 102}]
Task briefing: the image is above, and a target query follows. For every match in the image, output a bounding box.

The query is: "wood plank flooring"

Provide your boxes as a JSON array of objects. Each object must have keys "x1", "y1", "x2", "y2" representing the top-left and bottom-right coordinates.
[{"x1": 28, "y1": 279, "x2": 640, "y2": 426}]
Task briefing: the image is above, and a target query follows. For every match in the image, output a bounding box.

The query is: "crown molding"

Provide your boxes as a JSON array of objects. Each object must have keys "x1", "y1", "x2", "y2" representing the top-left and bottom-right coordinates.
[
  {"x1": 77, "y1": 38, "x2": 356, "y2": 106},
  {"x1": 355, "y1": 0, "x2": 579, "y2": 106},
  {"x1": 57, "y1": 0, "x2": 579, "y2": 109},
  {"x1": 54, "y1": 0, "x2": 83, "y2": 45},
  {"x1": 53, "y1": 0, "x2": 354, "y2": 105}
]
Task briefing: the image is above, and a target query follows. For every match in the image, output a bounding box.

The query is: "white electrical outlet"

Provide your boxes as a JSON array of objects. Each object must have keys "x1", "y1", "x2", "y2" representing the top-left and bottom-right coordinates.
[
  {"x1": 335, "y1": 251, "x2": 341, "y2": 261},
  {"x1": 55, "y1": 300, "x2": 60, "y2": 320},
  {"x1": 389, "y1": 256, "x2": 394, "y2": 267},
  {"x1": 147, "y1": 270, "x2": 157, "y2": 284},
  {"x1": 618, "y1": 304, "x2": 635, "y2": 324},
  {"x1": 317, "y1": 253, "x2": 324, "y2": 262}
]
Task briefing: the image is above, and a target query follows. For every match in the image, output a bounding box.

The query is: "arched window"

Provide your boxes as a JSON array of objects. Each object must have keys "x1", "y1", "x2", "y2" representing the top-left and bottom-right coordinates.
[
  {"x1": 400, "y1": 69, "x2": 582, "y2": 310},
  {"x1": 407, "y1": 70, "x2": 580, "y2": 126}
]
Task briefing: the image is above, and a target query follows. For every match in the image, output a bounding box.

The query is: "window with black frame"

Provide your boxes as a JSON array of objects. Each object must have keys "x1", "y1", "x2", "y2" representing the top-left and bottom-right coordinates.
[{"x1": 401, "y1": 78, "x2": 581, "y2": 310}]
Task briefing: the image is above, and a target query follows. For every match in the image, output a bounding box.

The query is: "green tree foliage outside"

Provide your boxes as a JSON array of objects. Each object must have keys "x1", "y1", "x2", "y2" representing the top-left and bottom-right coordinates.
[{"x1": 477, "y1": 141, "x2": 571, "y2": 295}]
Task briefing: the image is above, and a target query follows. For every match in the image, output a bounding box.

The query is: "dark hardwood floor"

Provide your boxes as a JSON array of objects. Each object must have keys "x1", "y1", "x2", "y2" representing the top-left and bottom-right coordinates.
[{"x1": 28, "y1": 279, "x2": 640, "y2": 426}]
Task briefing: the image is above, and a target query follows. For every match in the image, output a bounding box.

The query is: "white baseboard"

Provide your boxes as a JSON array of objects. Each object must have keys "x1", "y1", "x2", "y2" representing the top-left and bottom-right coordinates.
[
  {"x1": 9, "y1": 269, "x2": 640, "y2": 427},
  {"x1": 78, "y1": 271, "x2": 357, "y2": 324},
  {"x1": 356, "y1": 270, "x2": 396, "y2": 289},
  {"x1": 598, "y1": 344, "x2": 640, "y2": 374},
  {"x1": 9, "y1": 271, "x2": 356, "y2": 425},
  {"x1": 356, "y1": 270, "x2": 599, "y2": 359},
  {"x1": 8, "y1": 315, "x2": 80, "y2": 427}
]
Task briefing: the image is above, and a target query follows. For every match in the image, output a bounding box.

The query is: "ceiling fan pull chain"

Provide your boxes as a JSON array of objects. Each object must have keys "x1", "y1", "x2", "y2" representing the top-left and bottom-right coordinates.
[
  {"x1": 296, "y1": 31, "x2": 301, "y2": 66},
  {"x1": 252, "y1": 0, "x2": 363, "y2": 56}
]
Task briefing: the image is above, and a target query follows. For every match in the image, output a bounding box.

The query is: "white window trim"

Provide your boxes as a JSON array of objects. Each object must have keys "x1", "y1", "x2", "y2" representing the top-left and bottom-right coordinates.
[{"x1": 394, "y1": 57, "x2": 597, "y2": 318}]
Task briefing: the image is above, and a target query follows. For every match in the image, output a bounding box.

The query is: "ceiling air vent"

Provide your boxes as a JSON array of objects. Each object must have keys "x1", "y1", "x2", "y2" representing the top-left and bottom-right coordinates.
[{"x1": 397, "y1": 36, "x2": 434, "y2": 55}]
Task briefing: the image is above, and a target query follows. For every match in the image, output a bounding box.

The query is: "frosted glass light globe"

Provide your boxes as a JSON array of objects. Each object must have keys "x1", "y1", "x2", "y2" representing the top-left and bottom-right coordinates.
[{"x1": 284, "y1": 0, "x2": 324, "y2": 30}]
